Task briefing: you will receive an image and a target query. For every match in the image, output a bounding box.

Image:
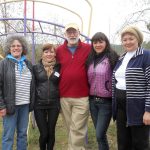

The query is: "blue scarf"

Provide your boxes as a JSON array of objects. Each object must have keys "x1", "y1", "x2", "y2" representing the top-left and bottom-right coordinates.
[{"x1": 6, "y1": 54, "x2": 26, "y2": 75}]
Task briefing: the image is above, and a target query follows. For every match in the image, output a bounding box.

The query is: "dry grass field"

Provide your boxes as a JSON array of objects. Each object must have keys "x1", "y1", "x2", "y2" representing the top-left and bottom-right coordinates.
[{"x1": 0, "y1": 114, "x2": 117, "y2": 150}]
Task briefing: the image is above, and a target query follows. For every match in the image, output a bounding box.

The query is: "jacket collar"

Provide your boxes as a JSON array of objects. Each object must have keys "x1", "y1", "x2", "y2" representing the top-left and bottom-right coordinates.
[
  {"x1": 6, "y1": 57, "x2": 32, "y2": 70},
  {"x1": 119, "y1": 47, "x2": 144, "y2": 61}
]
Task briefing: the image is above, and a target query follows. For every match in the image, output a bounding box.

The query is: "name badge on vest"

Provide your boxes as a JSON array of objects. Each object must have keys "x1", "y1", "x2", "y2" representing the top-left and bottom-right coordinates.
[{"x1": 54, "y1": 72, "x2": 60, "y2": 77}]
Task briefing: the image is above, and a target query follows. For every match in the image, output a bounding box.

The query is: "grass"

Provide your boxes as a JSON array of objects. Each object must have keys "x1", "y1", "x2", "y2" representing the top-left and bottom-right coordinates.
[{"x1": 0, "y1": 113, "x2": 117, "y2": 150}]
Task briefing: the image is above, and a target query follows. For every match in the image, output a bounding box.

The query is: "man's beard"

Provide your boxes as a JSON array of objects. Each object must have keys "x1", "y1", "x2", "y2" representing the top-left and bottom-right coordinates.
[{"x1": 66, "y1": 37, "x2": 79, "y2": 45}]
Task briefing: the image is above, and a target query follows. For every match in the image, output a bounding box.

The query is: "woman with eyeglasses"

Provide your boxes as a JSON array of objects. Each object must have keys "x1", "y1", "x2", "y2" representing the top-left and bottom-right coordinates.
[{"x1": 0, "y1": 34, "x2": 35, "y2": 150}]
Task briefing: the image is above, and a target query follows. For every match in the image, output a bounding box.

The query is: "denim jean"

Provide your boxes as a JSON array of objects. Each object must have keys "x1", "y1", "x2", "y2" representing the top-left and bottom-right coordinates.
[
  {"x1": 34, "y1": 108, "x2": 60, "y2": 150},
  {"x1": 2, "y1": 104, "x2": 29, "y2": 150},
  {"x1": 89, "y1": 98, "x2": 112, "y2": 150}
]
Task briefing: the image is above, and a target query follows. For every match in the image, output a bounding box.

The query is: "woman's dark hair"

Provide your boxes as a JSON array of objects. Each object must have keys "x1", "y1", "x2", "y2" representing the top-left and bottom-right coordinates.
[{"x1": 86, "y1": 32, "x2": 119, "y2": 70}]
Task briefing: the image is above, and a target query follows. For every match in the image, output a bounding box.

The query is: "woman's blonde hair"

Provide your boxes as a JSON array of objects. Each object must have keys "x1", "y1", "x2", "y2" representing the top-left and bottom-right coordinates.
[{"x1": 121, "y1": 26, "x2": 143, "y2": 46}]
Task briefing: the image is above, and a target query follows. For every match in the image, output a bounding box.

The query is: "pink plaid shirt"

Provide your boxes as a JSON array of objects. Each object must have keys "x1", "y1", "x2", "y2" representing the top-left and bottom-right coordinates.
[{"x1": 87, "y1": 57, "x2": 112, "y2": 97}]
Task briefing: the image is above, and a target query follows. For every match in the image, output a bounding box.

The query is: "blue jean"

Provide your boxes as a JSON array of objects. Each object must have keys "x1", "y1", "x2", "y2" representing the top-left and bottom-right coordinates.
[
  {"x1": 89, "y1": 98, "x2": 112, "y2": 150},
  {"x1": 2, "y1": 104, "x2": 29, "y2": 150}
]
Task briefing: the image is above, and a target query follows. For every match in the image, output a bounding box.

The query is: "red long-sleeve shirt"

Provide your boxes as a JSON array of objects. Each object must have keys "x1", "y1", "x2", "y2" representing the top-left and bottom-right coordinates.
[{"x1": 56, "y1": 40, "x2": 91, "y2": 97}]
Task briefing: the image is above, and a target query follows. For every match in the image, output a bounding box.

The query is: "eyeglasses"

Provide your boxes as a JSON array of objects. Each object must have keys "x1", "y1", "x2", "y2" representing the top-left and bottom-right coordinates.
[
  {"x1": 10, "y1": 45, "x2": 22, "y2": 48},
  {"x1": 66, "y1": 30, "x2": 78, "y2": 35}
]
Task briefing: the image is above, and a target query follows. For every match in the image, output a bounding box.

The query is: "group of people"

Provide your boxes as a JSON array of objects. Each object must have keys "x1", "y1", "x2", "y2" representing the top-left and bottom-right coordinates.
[{"x1": 0, "y1": 22, "x2": 149, "y2": 150}]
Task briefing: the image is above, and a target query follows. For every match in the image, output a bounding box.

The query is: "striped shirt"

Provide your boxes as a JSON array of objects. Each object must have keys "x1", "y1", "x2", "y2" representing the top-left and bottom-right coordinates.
[{"x1": 15, "y1": 62, "x2": 32, "y2": 105}]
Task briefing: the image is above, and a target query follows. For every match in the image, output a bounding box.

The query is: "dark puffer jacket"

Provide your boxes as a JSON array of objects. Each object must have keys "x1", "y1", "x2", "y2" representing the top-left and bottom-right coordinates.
[
  {"x1": 0, "y1": 58, "x2": 35, "y2": 115},
  {"x1": 33, "y1": 61, "x2": 60, "y2": 109}
]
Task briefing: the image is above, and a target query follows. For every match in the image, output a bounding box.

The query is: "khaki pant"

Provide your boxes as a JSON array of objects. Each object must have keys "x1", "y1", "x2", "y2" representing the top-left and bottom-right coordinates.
[{"x1": 60, "y1": 97, "x2": 89, "y2": 150}]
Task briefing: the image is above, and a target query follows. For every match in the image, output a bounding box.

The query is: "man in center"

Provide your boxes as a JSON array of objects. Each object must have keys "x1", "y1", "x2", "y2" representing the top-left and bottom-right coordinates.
[{"x1": 56, "y1": 23, "x2": 91, "y2": 150}]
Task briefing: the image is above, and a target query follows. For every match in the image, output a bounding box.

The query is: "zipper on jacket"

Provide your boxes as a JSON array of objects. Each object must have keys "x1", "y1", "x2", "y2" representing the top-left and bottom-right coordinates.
[
  {"x1": 125, "y1": 56, "x2": 135, "y2": 127},
  {"x1": 67, "y1": 48, "x2": 74, "y2": 59},
  {"x1": 125, "y1": 69, "x2": 128, "y2": 127},
  {"x1": 48, "y1": 78, "x2": 50, "y2": 103},
  {"x1": 94, "y1": 67, "x2": 97, "y2": 96}
]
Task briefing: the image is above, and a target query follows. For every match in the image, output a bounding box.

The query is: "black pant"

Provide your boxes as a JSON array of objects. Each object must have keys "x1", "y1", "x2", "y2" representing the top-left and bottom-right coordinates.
[
  {"x1": 34, "y1": 108, "x2": 60, "y2": 150},
  {"x1": 116, "y1": 89, "x2": 150, "y2": 150}
]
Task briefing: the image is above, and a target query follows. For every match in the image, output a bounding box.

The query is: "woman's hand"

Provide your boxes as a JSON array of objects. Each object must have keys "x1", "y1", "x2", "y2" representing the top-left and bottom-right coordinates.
[
  {"x1": 143, "y1": 111, "x2": 150, "y2": 125},
  {"x1": 0, "y1": 108, "x2": 6, "y2": 117}
]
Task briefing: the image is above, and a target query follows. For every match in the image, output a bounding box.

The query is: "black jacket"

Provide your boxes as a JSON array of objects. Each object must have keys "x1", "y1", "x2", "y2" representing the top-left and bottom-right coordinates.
[
  {"x1": 33, "y1": 61, "x2": 60, "y2": 109},
  {"x1": 0, "y1": 58, "x2": 35, "y2": 115}
]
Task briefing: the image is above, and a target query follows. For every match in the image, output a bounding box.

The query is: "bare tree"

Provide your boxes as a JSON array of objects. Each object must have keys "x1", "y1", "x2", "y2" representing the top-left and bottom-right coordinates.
[
  {"x1": 0, "y1": 1, "x2": 9, "y2": 34},
  {"x1": 112, "y1": 0, "x2": 150, "y2": 43}
]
